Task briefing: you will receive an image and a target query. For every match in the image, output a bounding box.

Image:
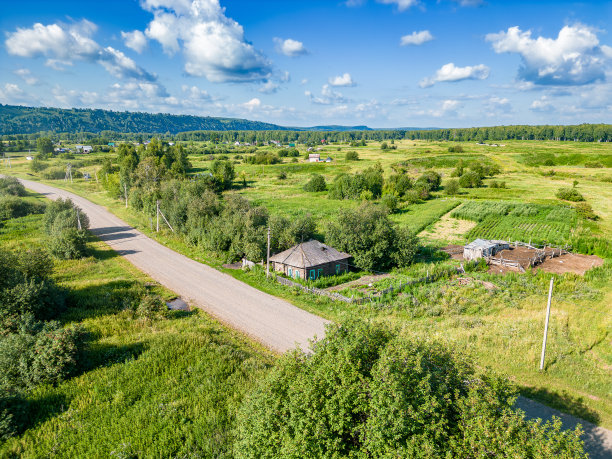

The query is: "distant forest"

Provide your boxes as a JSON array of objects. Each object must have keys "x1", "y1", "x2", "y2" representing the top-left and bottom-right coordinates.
[
  {"x1": 0, "y1": 104, "x2": 288, "y2": 135},
  {"x1": 0, "y1": 104, "x2": 610, "y2": 144}
]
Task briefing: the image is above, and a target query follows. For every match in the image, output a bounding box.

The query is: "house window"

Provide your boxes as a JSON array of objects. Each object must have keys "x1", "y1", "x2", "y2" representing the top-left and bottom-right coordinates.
[
  {"x1": 318, "y1": 268, "x2": 323, "y2": 278},
  {"x1": 296, "y1": 271, "x2": 300, "y2": 279},
  {"x1": 288, "y1": 268, "x2": 292, "y2": 277},
  {"x1": 336, "y1": 264, "x2": 340, "y2": 274},
  {"x1": 309, "y1": 269, "x2": 316, "y2": 280}
]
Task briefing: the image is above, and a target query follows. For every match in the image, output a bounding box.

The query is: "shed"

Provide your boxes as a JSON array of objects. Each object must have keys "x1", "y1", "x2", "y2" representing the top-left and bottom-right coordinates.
[
  {"x1": 463, "y1": 239, "x2": 509, "y2": 260},
  {"x1": 308, "y1": 153, "x2": 321, "y2": 162},
  {"x1": 270, "y1": 240, "x2": 351, "y2": 280}
]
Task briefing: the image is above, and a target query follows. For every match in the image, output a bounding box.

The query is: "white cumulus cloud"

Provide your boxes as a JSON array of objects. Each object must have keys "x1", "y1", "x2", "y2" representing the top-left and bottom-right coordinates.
[
  {"x1": 400, "y1": 30, "x2": 433, "y2": 46},
  {"x1": 142, "y1": 0, "x2": 272, "y2": 83},
  {"x1": 5, "y1": 20, "x2": 157, "y2": 82},
  {"x1": 420, "y1": 63, "x2": 489, "y2": 88},
  {"x1": 486, "y1": 24, "x2": 609, "y2": 85},
  {"x1": 376, "y1": 0, "x2": 419, "y2": 11},
  {"x1": 14, "y1": 68, "x2": 38, "y2": 85},
  {"x1": 121, "y1": 30, "x2": 147, "y2": 53},
  {"x1": 328, "y1": 73, "x2": 355, "y2": 87},
  {"x1": 274, "y1": 38, "x2": 308, "y2": 57}
]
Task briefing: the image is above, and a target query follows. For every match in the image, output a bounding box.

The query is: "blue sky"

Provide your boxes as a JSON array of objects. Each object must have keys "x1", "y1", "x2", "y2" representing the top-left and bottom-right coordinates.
[{"x1": 1, "y1": 0, "x2": 611, "y2": 128}]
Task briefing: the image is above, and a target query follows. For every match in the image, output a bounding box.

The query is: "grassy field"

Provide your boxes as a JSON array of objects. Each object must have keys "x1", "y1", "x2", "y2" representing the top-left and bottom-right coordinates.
[
  {"x1": 0, "y1": 207, "x2": 272, "y2": 457},
  {"x1": 2, "y1": 137, "x2": 612, "y2": 429}
]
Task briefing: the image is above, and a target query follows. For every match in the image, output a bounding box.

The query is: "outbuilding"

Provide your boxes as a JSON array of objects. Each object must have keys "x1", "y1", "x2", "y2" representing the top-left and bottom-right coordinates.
[
  {"x1": 270, "y1": 240, "x2": 351, "y2": 280},
  {"x1": 463, "y1": 239, "x2": 509, "y2": 260}
]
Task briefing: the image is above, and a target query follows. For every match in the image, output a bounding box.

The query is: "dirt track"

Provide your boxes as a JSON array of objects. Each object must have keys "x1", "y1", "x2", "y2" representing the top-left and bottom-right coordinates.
[{"x1": 16, "y1": 178, "x2": 328, "y2": 353}]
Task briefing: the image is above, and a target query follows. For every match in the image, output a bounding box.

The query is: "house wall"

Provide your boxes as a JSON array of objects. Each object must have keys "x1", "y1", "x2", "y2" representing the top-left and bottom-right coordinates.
[{"x1": 274, "y1": 260, "x2": 349, "y2": 280}]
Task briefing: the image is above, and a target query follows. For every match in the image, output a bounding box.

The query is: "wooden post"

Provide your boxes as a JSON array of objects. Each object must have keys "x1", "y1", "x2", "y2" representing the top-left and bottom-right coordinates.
[
  {"x1": 124, "y1": 183, "x2": 128, "y2": 208},
  {"x1": 156, "y1": 200, "x2": 160, "y2": 232},
  {"x1": 266, "y1": 226, "x2": 271, "y2": 278},
  {"x1": 540, "y1": 278, "x2": 554, "y2": 371}
]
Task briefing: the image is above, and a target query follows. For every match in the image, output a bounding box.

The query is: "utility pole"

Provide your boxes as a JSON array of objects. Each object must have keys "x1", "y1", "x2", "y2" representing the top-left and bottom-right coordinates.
[
  {"x1": 124, "y1": 183, "x2": 128, "y2": 208},
  {"x1": 266, "y1": 226, "x2": 271, "y2": 277},
  {"x1": 539, "y1": 277, "x2": 554, "y2": 371},
  {"x1": 156, "y1": 200, "x2": 160, "y2": 232}
]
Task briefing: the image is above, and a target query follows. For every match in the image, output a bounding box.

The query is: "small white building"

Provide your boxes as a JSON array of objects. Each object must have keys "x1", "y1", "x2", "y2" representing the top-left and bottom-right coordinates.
[
  {"x1": 76, "y1": 145, "x2": 93, "y2": 153},
  {"x1": 463, "y1": 239, "x2": 509, "y2": 260},
  {"x1": 309, "y1": 154, "x2": 321, "y2": 162}
]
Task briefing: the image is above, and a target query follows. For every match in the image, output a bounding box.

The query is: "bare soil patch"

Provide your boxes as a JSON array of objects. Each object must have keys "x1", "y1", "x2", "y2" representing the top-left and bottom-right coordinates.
[
  {"x1": 441, "y1": 244, "x2": 465, "y2": 260},
  {"x1": 537, "y1": 253, "x2": 604, "y2": 275}
]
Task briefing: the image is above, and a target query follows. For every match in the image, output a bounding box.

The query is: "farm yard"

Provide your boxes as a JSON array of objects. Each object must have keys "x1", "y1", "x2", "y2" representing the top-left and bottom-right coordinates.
[{"x1": 2, "y1": 133, "x2": 612, "y2": 432}]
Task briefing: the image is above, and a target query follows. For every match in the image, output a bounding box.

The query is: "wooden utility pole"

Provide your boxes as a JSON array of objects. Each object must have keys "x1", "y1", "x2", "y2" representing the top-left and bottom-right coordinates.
[
  {"x1": 156, "y1": 200, "x2": 160, "y2": 232},
  {"x1": 266, "y1": 226, "x2": 270, "y2": 277},
  {"x1": 539, "y1": 277, "x2": 554, "y2": 371},
  {"x1": 266, "y1": 226, "x2": 271, "y2": 277}
]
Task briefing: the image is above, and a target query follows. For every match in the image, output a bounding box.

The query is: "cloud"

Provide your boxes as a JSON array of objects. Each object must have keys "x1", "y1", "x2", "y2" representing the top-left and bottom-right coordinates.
[
  {"x1": 376, "y1": 0, "x2": 420, "y2": 11},
  {"x1": 530, "y1": 96, "x2": 554, "y2": 112},
  {"x1": 5, "y1": 20, "x2": 157, "y2": 82},
  {"x1": 420, "y1": 62, "x2": 489, "y2": 87},
  {"x1": 305, "y1": 84, "x2": 348, "y2": 105},
  {"x1": 14, "y1": 68, "x2": 38, "y2": 85},
  {"x1": 142, "y1": 0, "x2": 272, "y2": 83},
  {"x1": 181, "y1": 84, "x2": 213, "y2": 102},
  {"x1": 274, "y1": 38, "x2": 308, "y2": 57},
  {"x1": 328, "y1": 73, "x2": 355, "y2": 87},
  {"x1": 427, "y1": 99, "x2": 461, "y2": 117},
  {"x1": 121, "y1": 30, "x2": 147, "y2": 53},
  {"x1": 486, "y1": 24, "x2": 609, "y2": 86},
  {"x1": 400, "y1": 30, "x2": 433, "y2": 46},
  {"x1": 243, "y1": 98, "x2": 261, "y2": 111},
  {"x1": 259, "y1": 81, "x2": 280, "y2": 94},
  {"x1": 451, "y1": 0, "x2": 484, "y2": 6},
  {"x1": 485, "y1": 96, "x2": 512, "y2": 114}
]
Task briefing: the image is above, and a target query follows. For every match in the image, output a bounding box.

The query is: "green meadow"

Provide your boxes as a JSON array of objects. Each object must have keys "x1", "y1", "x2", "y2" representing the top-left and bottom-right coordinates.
[{"x1": 2, "y1": 137, "x2": 612, "y2": 429}]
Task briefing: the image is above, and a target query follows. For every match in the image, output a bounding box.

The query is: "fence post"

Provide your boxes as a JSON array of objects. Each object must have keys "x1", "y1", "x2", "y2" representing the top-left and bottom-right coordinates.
[{"x1": 539, "y1": 278, "x2": 554, "y2": 371}]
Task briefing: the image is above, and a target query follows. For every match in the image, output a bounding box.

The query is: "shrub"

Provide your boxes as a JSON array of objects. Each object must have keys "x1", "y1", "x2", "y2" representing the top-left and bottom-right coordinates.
[
  {"x1": 0, "y1": 177, "x2": 26, "y2": 196},
  {"x1": 445, "y1": 179, "x2": 460, "y2": 195},
  {"x1": 489, "y1": 180, "x2": 507, "y2": 189},
  {"x1": 236, "y1": 321, "x2": 585, "y2": 458},
  {"x1": 303, "y1": 174, "x2": 326, "y2": 192},
  {"x1": 584, "y1": 161, "x2": 603, "y2": 168},
  {"x1": 459, "y1": 171, "x2": 483, "y2": 188},
  {"x1": 575, "y1": 202, "x2": 598, "y2": 220},
  {"x1": 346, "y1": 151, "x2": 359, "y2": 161},
  {"x1": 43, "y1": 198, "x2": 89, "y2": 259},
  {"x1": 380, "y1": 193, "x2": 398, "y2": 213},
  {"x1": 0, "y1": 196, "x2": 44, "y2": 221},
  {"x1": 415, "y1": 171, "x2": 442, "y2": 192},
  {"x1": 448, "y1": 145, "x2": 464, "y2": 153},
  {"x1": 136, "y1": 294, "x2": 167, "y2": 321},
  {"x1": 556, "y1": 187, "x2": 584, "y2": 202},
  {"x1": 0, "y1": 320, "x2": 84, "y2": 391},
  {"x1": 277, "y1": 171, "x2": 287, "y2": 180}
]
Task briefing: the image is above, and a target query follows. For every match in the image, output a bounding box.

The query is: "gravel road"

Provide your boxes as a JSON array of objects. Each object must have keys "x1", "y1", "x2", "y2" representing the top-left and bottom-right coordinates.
[
  {"x1": 17, "y1": 178, "x2": 329, "y2": 353},
  {"x1": 13, "y1": 177, "x2": 612, "y2": 457}
]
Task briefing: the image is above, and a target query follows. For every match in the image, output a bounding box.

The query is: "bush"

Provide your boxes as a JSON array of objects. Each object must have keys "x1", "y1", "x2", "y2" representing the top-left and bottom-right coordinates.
[
  {"x1": 0, "y1": 177, "x2": 26, "y2": 196},
  {"x1": 345, "y1": 151, "x2": 359, "y2": 161},
  {"x1": 277, "y1": 171, "x2": 287, "y2": 180},
  {"x1": 236, "y1": 321, "x2": 585, "y2": 458},
  {"x1": 448, "y1": 145, "x2": 464, "y2": 153},
  {"x1": 415, "y1": 171, "x2": 442, "y2": 192},
  {"x1": 43, "y1": 198, "x2": 89, "y2": 259},
  {"x1": 380, "y1": 193, "x2": 398, "y2": 213},
  {"x1": 489, "y1": 180, "x2": 507, "y2": 189},
  {"x1": 0, "y1": 320, "x2": 84, "y2": 391},
  {"x1": 136, "y1": 294, "x2": 167, "y2": 321},
  {"x1": 445, "y1": 179, "x2": 460, "y2": 195},
  {"x1": 575, "y1": 202, "x2": 598, "y2": 220},
  {"x1": 459, "y1": 171, "x2": 483, "y2": 188},
  {"x1": 0, "y1": 196, "x2": 44, "y2": 221},
  {"x1": 556, "y1": 187, "x2": 585, "y2": 202},
  {"x1": 303, "y1": 174, "x2": 327, "y2": 192}
]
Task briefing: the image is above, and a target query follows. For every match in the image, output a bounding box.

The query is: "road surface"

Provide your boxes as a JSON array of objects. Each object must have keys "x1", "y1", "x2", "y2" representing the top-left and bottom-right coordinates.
[
  {"x1": 16, "y1": 177, "x2": 329, "y2": 353},
  {"x1": 12, "y1": 177, "x2": 612, "y2": 457}
]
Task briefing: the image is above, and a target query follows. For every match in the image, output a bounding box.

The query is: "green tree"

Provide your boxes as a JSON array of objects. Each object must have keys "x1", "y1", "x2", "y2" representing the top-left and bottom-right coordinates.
[
  {"x1": 210, "y1": 160, "x2": 235, "y2": 190},
  {"x1": 236, "y1": 321, "x2": 585, "y2": 458},
  {"x1": 303, "y1": 174, "x2": 327, "y2": 192},
  {"x1": 445, "y1": 178, "x2": 460, "y2": 195},
  {"x1": 36, "y1": 137, "x2": 53, "y2": 157}
]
